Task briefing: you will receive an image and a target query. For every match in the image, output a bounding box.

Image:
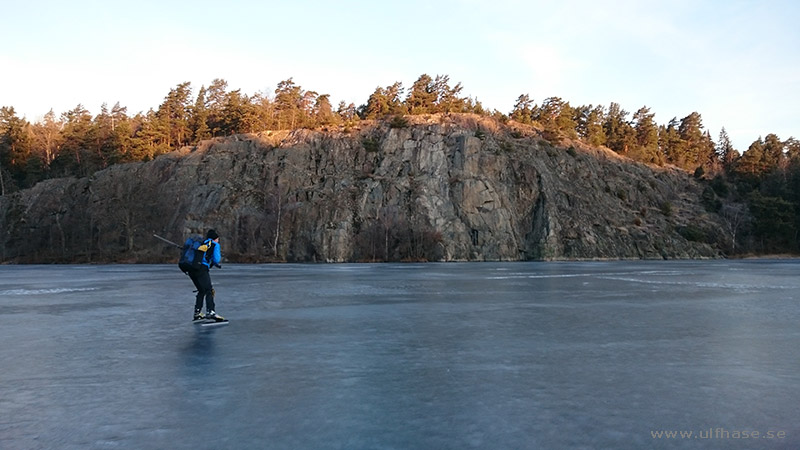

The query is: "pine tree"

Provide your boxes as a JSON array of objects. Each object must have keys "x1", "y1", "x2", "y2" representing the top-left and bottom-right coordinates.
[
  {"x1": 0, "y1": 106, "x2": 33, "y2": 192},
  {"x1": 554, "y1": 101, "x2": 577, "y2": 139},
  {"x1": 736, "y1": 137, "x2": 766, "y2": 176},
  {"x1": 603, "y1": 103, "x2": 634, "y2": 153},
  {"x1": 385, "y1": 82, "x2": 406, "y2": 115},
  {"x1": 314, "y1": 94, "x2": 336, "y2": 126},
  {"x1": 51, "y1": 105, "x2": 93, "y2": 177},
  {"x1": 511, "y1": 94, "x2": 533, "y2": 124},
  {"x1": 157, "y1": 82, "x2": 193, "y2": 149},
  {"x1": 432, "y1": 75, "x2": 465, "y2": 113},
  {"x1": 299, "y1": 90, "x2": 318, "y2": 127},
  {"x1": 337, "y1": 101, "x2": 359, "y2": 125},
  {"x1": 30, "y1": 109, "x2": 63, "y2": 171},
  {"x1": 717, "y1": 127, "x2": 738, "y2": 169},
  {"x1": 191, "y1": 86, "x2": 211, "y2": 142},
  {"x1": 274, "y1": 78, "x2": 303, "y2": 130},
  {"x1": 677, "y1": 112, "x2": 714, "y2": 171},
  {"x1": 406, "y1": 74, "x2": 436, "y2": 114},
  {"x1": 129, "y1": 109, "x2": 169, "y2": 161},
  {"x1": 584, "y1": 105, "x2": 607, "y2": 147},
  {"x1": 363, "y1": 82, "x2": 405, "y2": 119},
  {"x1": 362, "y1": 86, "x2": 390, "y2": 119},
  {"x1": 632, "y1": 106, "x2": 662, "y2": 164},
  {"x1": 762, "y1": 133, "x2": 785, "y2": 171},
  {"x1": 250, "y1": 92, "x2": 277, "y2": 131},
  {"x1": 660, "y1": 118, "x2": 684, "y2": 166},
  {"x1": 88, "y1": 103, "x2": 121, "y2": 167},
  {"x1": 221, "y1": 89, "x2": 259, "y2": 134},
  {"x1": 109, "y1": 104, "x2": 133, "y2": 164},
  {"x1": 785, "y1": 137, "x2": 800, "y2": 162},
  {"x1": 206, "y1": 79, "x2": 229, "y2": 136}
]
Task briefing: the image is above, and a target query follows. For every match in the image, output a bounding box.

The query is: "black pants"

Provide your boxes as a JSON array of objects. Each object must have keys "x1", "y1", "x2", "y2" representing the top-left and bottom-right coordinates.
[{"x1": 188, "y1": 266, "x2": 215, "y2": 312}]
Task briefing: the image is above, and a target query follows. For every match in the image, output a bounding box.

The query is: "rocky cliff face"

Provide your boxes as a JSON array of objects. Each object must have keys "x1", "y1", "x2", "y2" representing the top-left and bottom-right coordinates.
[{"x1": 0, "y1": 114, "x2": 726, "y2": 263}]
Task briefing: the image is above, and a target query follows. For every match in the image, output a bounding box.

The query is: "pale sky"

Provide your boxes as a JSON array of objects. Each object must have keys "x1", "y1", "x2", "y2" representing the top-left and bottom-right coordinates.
[{"x1": 2, "y1": 0, "x2": 798, "y2": 151}]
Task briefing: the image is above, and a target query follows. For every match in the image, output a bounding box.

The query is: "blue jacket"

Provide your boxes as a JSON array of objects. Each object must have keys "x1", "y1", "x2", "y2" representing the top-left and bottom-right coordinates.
[{"x1": 203, "y1": 239, "x2": 222, "y2": 268}]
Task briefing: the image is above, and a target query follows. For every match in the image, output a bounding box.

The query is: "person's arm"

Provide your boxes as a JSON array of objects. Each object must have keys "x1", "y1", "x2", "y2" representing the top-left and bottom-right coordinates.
[{"x1": 212, "y1": 243, "x2": 222, "y2": 268}]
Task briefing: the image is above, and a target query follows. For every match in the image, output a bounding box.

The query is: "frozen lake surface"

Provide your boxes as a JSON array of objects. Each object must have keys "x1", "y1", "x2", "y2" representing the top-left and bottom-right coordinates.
[{"x1": 1, "y1": 261, "x2": 798, "y2": 449}]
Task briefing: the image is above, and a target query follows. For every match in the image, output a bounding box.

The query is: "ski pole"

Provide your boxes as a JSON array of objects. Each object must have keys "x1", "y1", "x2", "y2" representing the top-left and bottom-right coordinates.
[{"x1": 153, "y1": 234, "x2": 182, "y2": 249}]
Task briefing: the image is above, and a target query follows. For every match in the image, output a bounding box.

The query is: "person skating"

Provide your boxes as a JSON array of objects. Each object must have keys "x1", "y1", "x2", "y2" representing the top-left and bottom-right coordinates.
[{"x1": 188, "y1": 229, "x2": 224, "y2": 321}]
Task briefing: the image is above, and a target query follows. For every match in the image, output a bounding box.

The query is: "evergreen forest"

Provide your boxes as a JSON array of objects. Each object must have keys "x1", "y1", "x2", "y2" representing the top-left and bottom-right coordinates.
[{"x1": 1, "y1": 74, "x2": 798, "y2": 254}]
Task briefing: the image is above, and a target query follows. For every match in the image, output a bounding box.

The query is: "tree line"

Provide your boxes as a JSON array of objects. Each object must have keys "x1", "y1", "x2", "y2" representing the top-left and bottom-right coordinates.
[
  {"x1": 0, "y1": 74, "x2": 485, "y2": 193},
  {"x1": 509, "y1": 94, "x2": 799, "y2": 174},
  {"x1": 1, "y1": 74, "x2": 798, "y2": 253}
]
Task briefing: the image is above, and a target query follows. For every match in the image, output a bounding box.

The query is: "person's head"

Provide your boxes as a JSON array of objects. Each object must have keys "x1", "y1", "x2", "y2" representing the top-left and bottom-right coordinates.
[{"x1": 207, "y1": 229, "x2": 220, "y2": 242}]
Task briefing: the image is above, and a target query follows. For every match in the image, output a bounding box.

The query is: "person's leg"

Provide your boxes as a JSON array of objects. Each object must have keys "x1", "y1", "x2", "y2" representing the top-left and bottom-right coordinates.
[
  {"x1": 205, "y1": 285, "x2": 216, "y2": 313},
  {"x1": 189, "y1": 271, "x2": 204, "y2": 314},
  {"x1": 196, "y1": 269, "x2": 215, "y2": 314}
]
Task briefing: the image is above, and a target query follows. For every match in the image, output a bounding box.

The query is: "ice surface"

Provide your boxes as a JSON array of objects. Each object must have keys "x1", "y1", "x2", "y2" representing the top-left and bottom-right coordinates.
[{"x1": 1, "y1": 261, "x2": 798, "y2": 449}]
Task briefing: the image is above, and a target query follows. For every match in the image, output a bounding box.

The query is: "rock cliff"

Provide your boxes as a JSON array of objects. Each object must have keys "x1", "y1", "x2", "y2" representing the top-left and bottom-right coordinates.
[{"x1": 0, "y1": 114, "x2": 726, "y2": 263}]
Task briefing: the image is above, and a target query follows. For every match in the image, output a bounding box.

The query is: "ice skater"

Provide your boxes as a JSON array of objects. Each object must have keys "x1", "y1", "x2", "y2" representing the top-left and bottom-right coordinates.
[{"x1": 187, "y1": 229, "x2": 224, "y2": 321}]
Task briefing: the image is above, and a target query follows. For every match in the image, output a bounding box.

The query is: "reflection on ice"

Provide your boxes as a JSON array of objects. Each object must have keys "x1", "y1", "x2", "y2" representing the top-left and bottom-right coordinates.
[{"x1": 0, "y1": 287, "x2": 99, "y2": 295}]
